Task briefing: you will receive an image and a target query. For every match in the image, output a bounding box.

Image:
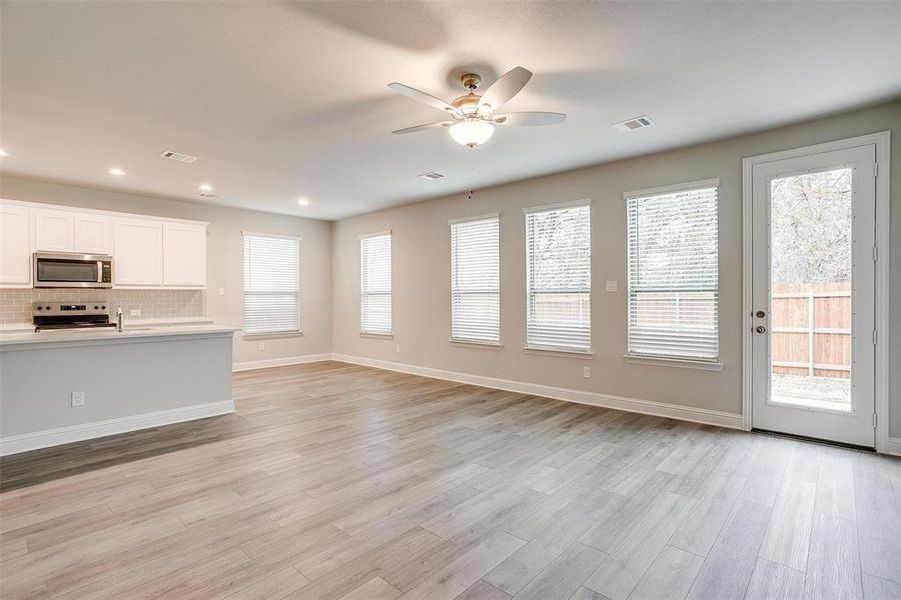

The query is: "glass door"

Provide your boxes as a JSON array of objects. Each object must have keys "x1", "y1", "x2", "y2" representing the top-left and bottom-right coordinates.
[{"x1": 750, "y1": 145, "x2": 876, "y2": 447}]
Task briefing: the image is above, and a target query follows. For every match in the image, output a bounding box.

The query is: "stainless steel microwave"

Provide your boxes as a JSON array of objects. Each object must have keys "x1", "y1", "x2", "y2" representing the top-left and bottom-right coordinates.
[{"x1": 33, "y1": 252, "x2": 113, "y2": 288}]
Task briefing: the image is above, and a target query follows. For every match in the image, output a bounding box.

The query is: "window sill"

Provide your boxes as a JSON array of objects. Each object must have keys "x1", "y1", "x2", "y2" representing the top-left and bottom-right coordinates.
[
  {"x1": 450, "y1": 338, "x2": 503, "y2": 350},
  {"x1": 623, "y1": 354, "x2": 722, "y2": 371},
  {"x1": 242, "y1": 330, "x2": 303, "y2": 340},
  {"x1": 524, "y1": 346, "x2": 595, "y2": 359},
  {"x1": 360, "y1": 332, "x2": 393, "y2": 339}
]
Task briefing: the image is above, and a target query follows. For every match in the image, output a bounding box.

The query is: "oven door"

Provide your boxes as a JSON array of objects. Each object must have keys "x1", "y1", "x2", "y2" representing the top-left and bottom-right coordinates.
[{"x1": 33, "y1": 253, "x2": 113, "y2": 288}]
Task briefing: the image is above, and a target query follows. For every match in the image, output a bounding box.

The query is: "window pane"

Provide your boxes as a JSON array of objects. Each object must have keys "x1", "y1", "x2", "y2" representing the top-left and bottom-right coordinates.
[
  {"x1": 243, "y1": 234, "x2": 300, "y2": 334},
  {"x1": 361, "y1": 233, "x2": 392, "y2": 334},
  {"x1": 526, "y1": 204, "x2": 591, "y2": 351},
  {"x1": 627, "y1": 185, "x2": 718, "y2": 360},
  {"x1": 451, "y1": 216, "x2": 500, "y2": 343}
]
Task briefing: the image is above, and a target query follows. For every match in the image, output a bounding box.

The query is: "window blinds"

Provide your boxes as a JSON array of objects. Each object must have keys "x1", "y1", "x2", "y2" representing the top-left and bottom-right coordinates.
[
  {"x1": 360, "y1": 232, "x2": 392, "y2": 334},
  {"x1": 451, "y1": 215, "x2": 500, "y2": 343},
  {"x1": 626, "y1": 182, "x2": 719, "y2": 361},
  {"x1": 243, "y1": 233, "x2": 300, "y2": 334},
  {"x1": 525, "y1": 203, "x2": 591, "y2": 352}
]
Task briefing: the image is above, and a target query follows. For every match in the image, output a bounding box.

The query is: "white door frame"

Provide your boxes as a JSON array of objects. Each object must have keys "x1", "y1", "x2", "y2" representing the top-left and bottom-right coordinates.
[{"x1": 741, "y1": 131, "x2": 891, "y2": 454}]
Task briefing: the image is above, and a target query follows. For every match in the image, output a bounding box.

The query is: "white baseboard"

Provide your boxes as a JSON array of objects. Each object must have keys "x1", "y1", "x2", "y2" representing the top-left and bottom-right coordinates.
[
  {"x1": 331, "y1": 353, "x2": 743, "y2": 430},
  {"x1": 232, "y1": 353, "x2": 332, "y2": 372},
  {"x1": 0, "y1": 400, "x2": 235, "y2": 457},
  {"x1": 886, "y1": 437, "x2": 901, "y2": 457}
]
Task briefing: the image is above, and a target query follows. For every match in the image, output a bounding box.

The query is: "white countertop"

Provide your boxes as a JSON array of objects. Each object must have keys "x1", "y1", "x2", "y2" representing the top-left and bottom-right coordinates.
[
  {"x1": 0, "y1": 316, "x2": 215, "y2": 334},
  {"x1": 0, "y1": 323, "x2": 237, "y2": 347}
]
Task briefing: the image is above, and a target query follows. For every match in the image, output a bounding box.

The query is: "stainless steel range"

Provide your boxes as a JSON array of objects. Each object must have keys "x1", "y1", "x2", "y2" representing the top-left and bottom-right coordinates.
[{"x1": 32, "y1": 301, "x2": 115, "y2": 331}]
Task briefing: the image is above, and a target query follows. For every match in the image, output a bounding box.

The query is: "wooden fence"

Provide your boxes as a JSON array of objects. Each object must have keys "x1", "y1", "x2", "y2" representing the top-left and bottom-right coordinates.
[{"x1": 771, "y1": 282, "x2": 850, "y2": 378}]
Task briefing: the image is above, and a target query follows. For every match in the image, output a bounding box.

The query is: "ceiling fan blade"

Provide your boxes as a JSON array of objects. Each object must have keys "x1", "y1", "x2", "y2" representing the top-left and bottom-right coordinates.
[
  {"x1": 493, "y1": 112, "x2": 567, "y2": 126},
  {"x1": 388, "y1": 83, "x2": 459, "y2": 116},
  {"x1": 391, "y1": 121, "x2": 454, "y2": 134},
  {"x1": 478, "y1": 66, "x2": 532, "y2": 112}
]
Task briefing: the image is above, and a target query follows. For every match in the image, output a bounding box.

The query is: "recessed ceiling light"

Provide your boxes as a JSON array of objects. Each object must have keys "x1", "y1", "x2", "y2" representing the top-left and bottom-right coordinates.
[
  {"x1": 0, "y1": 148, "x2": 8, "y2": 157},
  {"x1": 108, "y1": 168, "x2": 126, "y2": 176},
  {"x1": 418, "y1": 171, "x2": 445, "y2": 180},
  {"x1": 297, "y1": 197, "x2": 310, "y2": 207},
  {"x1": 198, "y1": 184, "x2": 213, "y2": 192}
]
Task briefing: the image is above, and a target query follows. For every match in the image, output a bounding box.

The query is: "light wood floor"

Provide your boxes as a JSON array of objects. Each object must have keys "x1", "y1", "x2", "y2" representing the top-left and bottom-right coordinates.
[{"x1": 1, "y1": 361, "x2": 900, "y2": 600}]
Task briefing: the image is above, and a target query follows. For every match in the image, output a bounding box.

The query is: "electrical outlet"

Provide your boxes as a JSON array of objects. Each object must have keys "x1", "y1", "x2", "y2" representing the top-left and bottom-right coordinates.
[
  {"x1": 258, "y1": 342, "x2": 265, "y2": 351},
  {"x1": 218, "y1": 287, "x2": 225, "y2": 296},
  {"x1": 395, "y1": 344, "x2": 401, "y2": 353},
  {"x1": 605, "y1": 280, "x2": 618, "y2": 293},
  {"x1": 71, "y1": 391, "x2": 85, "y2": 407},
  {"x1": 130, "y1": 308, "x2": 141, "y2": 317},
  {"x1": 582, "y1": 367, "x2": 591, "y2": 378}
]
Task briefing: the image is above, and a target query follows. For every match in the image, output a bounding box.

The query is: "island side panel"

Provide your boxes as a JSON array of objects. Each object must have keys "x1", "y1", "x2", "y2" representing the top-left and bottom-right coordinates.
[{"x1": 0, "y1": 332, "x2": 234, "y2": 450}]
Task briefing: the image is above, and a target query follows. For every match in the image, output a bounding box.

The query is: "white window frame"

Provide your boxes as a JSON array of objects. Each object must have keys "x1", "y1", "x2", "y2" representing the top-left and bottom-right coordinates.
[
  {"x1": 359, "y1": 230, "x2": 392, "y2": 337},
  {"x1": 449, "y1": 213, "x2": 501, "y2": 347},
  {"x1": 241, "y1": 231, "x2": 302, "y2": 338},
  {"x1": 623, "y1": 178, "x2": 721, "y2": 368},
  {"x1": 523, "y1": 199, "x2": 593, "y2": 355}
]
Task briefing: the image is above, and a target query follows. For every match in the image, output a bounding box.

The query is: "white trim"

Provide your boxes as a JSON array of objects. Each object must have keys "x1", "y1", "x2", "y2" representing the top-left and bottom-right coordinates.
[
  {"x1": 623, "y1": 354, "x2": 723, "y2": 371},
  {"x1": 623, "y1": 178, "x2": 720, "y2": 200},
  {"x1": 241, "y1": 330, "x2": 303, "y2": 340},
  {"x1": 0, "y1": 400, "x2": 235, "y2": 456},
  {"x1": 524, "y1": 346, "x2": 595, "y2": 359},
  {"x1": 522, "y1": 199, "x2": 591, "y2": 214},
  {"x1": 741, "y1": 131, "x2": 891, "y2": 451},
  {"x1": 1, "y1": 197, "x2": 208, "y2": 227},
  {"x1": 449, "y1": 338, "x2": 503, "y2": 349},
  {"x1": 448, "y1": 212, "x2": 499, "y2": 225},
  {"x1": 232, "y1": 353, "x2": 331, "y2": 372},
  {"x1": 331, "y1": 354, "x2": 742, "y2": 429},
  {"x1": 241, "y1": 230, "x2": 302, "y2": 242},
  {"x1": 360, "y1": 331, "x2": 393, "y2": 339},
  {"x1": 886, "y1": 437, "x2": 901, "y2": 458},
  {"x1": 358, "y1": 230, "x2": 392, "y2": 240}
]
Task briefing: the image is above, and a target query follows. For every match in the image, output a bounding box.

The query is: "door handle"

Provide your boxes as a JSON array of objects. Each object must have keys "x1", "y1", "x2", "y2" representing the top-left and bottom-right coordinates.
[{"x1": 755, "y1": 325, "x2": 767, "y2": 334}]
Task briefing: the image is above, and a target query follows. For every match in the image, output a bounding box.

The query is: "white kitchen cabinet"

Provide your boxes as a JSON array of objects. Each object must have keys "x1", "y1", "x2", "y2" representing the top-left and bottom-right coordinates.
[
  {"x1": 35, "y1": 209, "x2": 76, "y2": 252},
  {"x1": 0, "y1": 204, "x2": 32, "y2": 286},
  {"x1": 162, "y1": 222, "x2": 206, "y2": 287},
  {"x1": 113, "y1": 218, "x2": 163, "y2": 286},
  {"x1": 74, "y1": 213, "x2": 110, "y2": 254}
]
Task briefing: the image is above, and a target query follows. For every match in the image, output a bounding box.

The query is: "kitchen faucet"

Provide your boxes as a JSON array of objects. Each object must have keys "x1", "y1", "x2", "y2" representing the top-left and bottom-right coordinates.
[{"x1": 116, "y1": 305, "x2": 123, "y2": 332}]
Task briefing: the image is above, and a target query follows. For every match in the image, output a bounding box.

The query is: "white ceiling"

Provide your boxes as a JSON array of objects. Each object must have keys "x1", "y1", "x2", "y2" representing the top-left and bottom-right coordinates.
[{"x1": 2, "y1": 1, "x2": 899, "y2": 220}]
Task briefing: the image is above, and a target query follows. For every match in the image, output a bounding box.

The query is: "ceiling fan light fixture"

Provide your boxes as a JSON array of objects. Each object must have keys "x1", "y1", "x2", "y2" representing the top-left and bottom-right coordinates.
[{"x1": 449, "y1": 120, "x2": 495, "y2": 148}]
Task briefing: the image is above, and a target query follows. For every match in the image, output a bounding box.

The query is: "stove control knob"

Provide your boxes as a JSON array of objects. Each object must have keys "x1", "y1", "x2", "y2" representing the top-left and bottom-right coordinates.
[
  {"x1": 101, "y1": 305, "x2": 107, "y2": 310},
  {"x1": 94, "y1": 305, "x2": 99, "y2": 310},
  {"x1": 36, "y1": 306, "x2": 42, "y2": 310}
]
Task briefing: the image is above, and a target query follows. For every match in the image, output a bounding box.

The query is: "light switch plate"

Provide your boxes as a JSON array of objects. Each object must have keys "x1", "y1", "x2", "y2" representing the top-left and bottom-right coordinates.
[
  {"x1": 218, "y1": 287, "x2": 225, "y2": 296},
  {"x1": 605, "y1": 280, "x2": 618, "y2": 292},
  {"x1": 71, "y1": 391, "x2": 85, "y2": 407}
]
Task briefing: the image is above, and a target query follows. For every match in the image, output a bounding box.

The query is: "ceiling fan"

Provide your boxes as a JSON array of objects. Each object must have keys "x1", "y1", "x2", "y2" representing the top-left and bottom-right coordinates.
[{"x1": 388, "y1": 66, "x2": 566, "y2": 148}]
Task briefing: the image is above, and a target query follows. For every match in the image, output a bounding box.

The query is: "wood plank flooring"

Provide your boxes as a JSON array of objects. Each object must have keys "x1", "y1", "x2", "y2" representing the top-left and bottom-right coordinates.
[{"x1": 1, "y1": 361, "x2": 899, "y2": 599}]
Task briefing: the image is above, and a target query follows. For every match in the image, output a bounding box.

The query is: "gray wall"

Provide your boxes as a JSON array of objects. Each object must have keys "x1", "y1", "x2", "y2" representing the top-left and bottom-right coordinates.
[
  {"x1": 0, "y1": 176, "x2": 333, "y2": 365},
  {"x1": 332, "y1": 101, "x2": 900, "y2": 435}
]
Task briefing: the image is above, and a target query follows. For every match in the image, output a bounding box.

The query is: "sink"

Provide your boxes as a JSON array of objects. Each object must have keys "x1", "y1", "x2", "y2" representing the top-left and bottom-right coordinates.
[{"x1": 120, "y1": 327, "x2": 155, "y2": 332}]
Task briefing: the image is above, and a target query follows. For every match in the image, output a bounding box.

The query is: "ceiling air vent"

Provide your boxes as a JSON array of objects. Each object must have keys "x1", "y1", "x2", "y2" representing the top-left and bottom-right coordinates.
[
  {"x1": 611, "y1": 116, "x2": 654, "y2": 132},
  {"x1": 160, "y1": 150, "x2": 198, "y2": 163},
  {"x1": 199, "y1": 192, "x2": 218, "y2": 198},
  {"x1": 418, "y1": 171, "x2": 445, "y2": 180}
]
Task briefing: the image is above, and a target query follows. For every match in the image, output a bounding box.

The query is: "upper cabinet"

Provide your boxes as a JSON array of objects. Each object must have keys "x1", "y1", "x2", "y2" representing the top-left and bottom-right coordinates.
[
  {"x1": 0, "y1": 199, "x2": 207, "y2": 289},
  {"x1": 113, "y1": 218, "x2": 164, "y2": 287},
  {"x1": 163, "y1": 222, "x2": 207, "y2": 287},
  {"x1": 35, "y1": 209, "x2": 76, "y2": 252},
  {"x1": 35, "y1": 209, "x2": 110, "y2": 254},
  {"x1": 74, "y1": 213, "x2": 110, "y2": 254},
  {"x1": 0, "y1": 205, "x2": 32, "y2": 286}
]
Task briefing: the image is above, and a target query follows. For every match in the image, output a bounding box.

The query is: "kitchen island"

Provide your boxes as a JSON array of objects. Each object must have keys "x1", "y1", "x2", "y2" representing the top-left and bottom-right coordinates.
[{"x1": 0, "y1": 324, "x2": 236, "y2": 455}]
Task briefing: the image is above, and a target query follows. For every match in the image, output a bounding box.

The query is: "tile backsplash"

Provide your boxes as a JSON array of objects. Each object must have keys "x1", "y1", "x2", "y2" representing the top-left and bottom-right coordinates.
[{"x1": 0, "y1": 289, "x2": 204, "y2": 325}]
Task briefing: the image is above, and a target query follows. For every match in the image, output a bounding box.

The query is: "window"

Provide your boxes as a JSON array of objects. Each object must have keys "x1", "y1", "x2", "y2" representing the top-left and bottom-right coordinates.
[
  {"x1": 450, "y1": 215, "x2": 500, "y2": 344},
  {"x1": 243, "y1": 232, "x2": 300, "y2": 335},
  {"x1": 525, "y1": 202, "x2": 591, "y2": 352},
  {"x1": 626, "y1": 179, "x2": 719, "y2": 361},
  {"x1": 360, "y1": 232, "x2": 392, "y2": 335}
]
